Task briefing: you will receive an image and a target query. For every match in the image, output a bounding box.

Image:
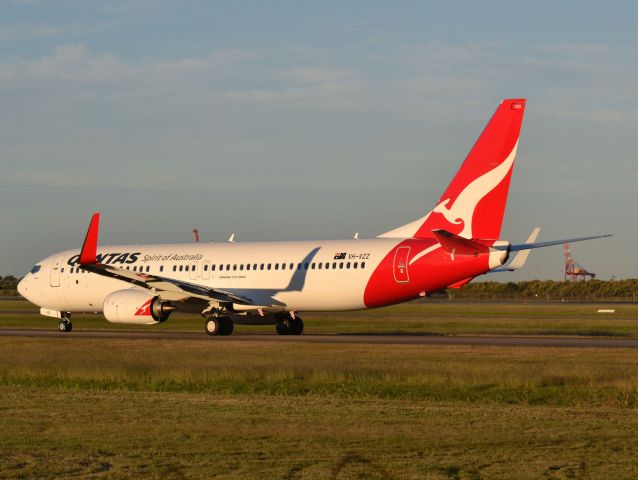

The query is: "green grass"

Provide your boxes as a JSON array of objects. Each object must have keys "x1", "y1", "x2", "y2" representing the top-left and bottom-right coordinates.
[
  {"x1": 3, "y1": 301, "x2": 638, "y2": 478},
  {"x1": 2, "y1": 338, "x2": 638, "y2": 406},
  {"x1": 2, "y1": 338, "x2": 638, "y2": 478},
  {"x1": 3, "y1": 300, "x2": 638, "y2": 337}
]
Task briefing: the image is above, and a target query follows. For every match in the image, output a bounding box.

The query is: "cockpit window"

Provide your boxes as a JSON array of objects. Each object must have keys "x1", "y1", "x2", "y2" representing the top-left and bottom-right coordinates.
[{"x1": 30, "y1": 265, "x2": 41, "y2": 274}]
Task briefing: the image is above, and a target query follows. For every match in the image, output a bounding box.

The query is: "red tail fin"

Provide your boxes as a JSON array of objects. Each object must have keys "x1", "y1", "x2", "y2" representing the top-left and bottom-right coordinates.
[{"x1": 380, "y1": 98, "x2": 526, "y2": 239}]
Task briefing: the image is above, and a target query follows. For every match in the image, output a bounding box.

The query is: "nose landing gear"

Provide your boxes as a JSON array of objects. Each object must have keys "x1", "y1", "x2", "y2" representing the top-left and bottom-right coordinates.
[{"x1": 58, "y1": 318, "x2": 72, "y2": 332}]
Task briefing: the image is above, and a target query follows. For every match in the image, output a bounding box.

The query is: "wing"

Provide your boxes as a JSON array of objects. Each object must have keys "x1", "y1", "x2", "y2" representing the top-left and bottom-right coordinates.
[{"x1": 78, "y1": 213, "x2": 252, "y2": 305}]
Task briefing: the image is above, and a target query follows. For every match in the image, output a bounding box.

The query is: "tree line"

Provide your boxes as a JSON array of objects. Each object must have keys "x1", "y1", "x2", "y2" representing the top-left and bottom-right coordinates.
[
  {"x1": 0, "y1": 275, "x2": 19, "y2": 292},
  {"x1": 443, "y1": 279, "x2": 638, "y2": 302}
]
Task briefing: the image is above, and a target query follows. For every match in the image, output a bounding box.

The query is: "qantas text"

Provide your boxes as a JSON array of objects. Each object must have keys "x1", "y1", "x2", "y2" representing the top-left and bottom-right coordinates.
[{"x1": 68, "y1": 252, "x2": 141, "y2": 266}]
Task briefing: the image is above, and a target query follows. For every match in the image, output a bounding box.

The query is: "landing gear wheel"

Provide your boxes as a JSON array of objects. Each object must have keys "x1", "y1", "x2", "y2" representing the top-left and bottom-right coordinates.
[
  {"x1": 219, "y1": 316, "x2": 234, "y2": 336},
  {"x1": 289, "y1": 317, "x2": 303, "y2": 335},
  {"x1": 205, "y1": 318, "x2": 220, "y2": 336},
  {"x1": 205, "y1": 316, "x2": 234, "y2": 336},
  {"x1": 275, "y1": 322, "x2": 290, "y2": 335},
  {"x1": 58, "y1": 319, "x2": 72, "y2": 332},
  {"x1": 275, "y1": 316, "x2": 303, "y2": 335}
]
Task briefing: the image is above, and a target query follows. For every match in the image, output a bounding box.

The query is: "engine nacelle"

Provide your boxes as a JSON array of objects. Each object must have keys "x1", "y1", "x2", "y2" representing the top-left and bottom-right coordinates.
[{"x1": 103, "y1": 289, "x2": 174, "y2": 325}]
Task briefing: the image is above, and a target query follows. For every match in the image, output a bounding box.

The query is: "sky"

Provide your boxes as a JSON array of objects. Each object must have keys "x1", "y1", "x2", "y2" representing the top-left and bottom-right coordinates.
[{"x1": 1, "y1": 0, "x2": 637, "y2": 280}]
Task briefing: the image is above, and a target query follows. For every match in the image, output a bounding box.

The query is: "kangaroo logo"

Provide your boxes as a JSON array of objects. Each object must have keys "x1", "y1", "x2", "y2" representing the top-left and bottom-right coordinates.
[
  {"x1": 427, "y1": 141, "x2": 518, "y2": 238},
  {"x1": 134, "y1": 299, "x2": 153, "y2": 316}
]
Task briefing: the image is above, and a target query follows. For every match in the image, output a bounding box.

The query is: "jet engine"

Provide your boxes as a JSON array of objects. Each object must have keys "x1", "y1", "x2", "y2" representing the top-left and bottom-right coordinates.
[{"x1": 103, "y1": 289, "x2": 175, "y2": 325}]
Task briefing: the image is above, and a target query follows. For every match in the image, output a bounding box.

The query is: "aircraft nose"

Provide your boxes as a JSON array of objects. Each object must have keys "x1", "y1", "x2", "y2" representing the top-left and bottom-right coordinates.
[{"x1": 17, "y1": 276, "x2": 29, "y2": 299}]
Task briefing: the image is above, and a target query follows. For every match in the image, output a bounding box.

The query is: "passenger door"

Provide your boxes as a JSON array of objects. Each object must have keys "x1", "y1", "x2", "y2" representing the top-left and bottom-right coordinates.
[
  {"x1": 393, "y1": 246, "x2": 410, "y2": 284},
  {"x1": 49, "y1": 254, "x2": 65, "y2": 287}
]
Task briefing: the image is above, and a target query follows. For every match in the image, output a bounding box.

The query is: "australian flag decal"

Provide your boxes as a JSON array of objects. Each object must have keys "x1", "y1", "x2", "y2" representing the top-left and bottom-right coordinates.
[{"x1": 334, "y1": 252, "x2": 346, "y2": 260}]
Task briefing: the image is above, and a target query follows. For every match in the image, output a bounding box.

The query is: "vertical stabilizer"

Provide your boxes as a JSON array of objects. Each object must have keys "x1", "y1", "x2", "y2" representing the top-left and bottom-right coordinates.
[{"x1": 379, "y1": 98, "x2": 526, "y2": 239}]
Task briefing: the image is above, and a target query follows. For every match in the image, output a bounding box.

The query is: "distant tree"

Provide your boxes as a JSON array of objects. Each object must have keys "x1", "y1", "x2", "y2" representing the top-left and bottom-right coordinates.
[
  {"x1": 452, "y1": 279, "x2": 638, "y2": 302},
  {"x1": 0, "y1": 275, "x2": 19, "y2": 290}
]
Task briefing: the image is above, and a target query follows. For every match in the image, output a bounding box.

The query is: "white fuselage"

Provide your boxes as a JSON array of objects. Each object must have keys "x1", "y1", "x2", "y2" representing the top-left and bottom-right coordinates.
[{"x1": 19, "y1": 238, "x2": 405, "y2": 314}]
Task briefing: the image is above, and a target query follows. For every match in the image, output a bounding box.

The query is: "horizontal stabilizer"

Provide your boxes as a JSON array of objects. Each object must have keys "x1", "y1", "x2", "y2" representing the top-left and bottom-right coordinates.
[
  {"x1": 448, "y1": 277, "x2": 474, "y2": 289},
  {"x1": 503, "y1": 234, "x2": 612, "y2": 252},
  {"x1": 431, "y1": 229, "x2": 491, "y2": 257}
]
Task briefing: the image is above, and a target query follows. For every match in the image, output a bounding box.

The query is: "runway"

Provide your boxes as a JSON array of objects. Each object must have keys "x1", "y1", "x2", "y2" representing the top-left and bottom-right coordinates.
[{"x1": 2, "y1": 328, "x2": 638, "y2": 348}]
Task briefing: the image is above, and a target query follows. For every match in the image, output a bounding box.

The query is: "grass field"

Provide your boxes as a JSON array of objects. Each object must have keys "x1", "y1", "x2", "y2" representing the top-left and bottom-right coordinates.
[{"x1": 2, "y1": 301, "x2": 638, "y2": 478}]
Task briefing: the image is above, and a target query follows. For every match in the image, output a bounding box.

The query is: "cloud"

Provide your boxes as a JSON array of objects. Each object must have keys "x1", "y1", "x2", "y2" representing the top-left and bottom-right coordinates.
[{"x1": 0, "y1": 40, "x2": 637, "y2": 193}]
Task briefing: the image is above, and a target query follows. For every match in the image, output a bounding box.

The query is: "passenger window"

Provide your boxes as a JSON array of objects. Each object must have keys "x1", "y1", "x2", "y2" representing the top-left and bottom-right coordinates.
[
  {"x1": 354, "y1": 262, "x2": 358, "y2": 269},
  {"x1": 339, "y1": 263, "x2": 344, "y2": 269},
  {"x1": 212, "y1": 265, "x2": 216, "y2": 271},
  {"x1": 254, "y1": 264, "x2": 258, "y2": 270},
  {"x1": 346, "y1": 262, "x2": 351, "y2": 269},
  {"x1": 233, "y1": 264, "x2": 237, "y2": 271},
  {"x1": 267, "y1": 263, "x2": 272, "y2": 270},
  {"x1": 240, "y1": 264, "x2": 244, "y2": 271},
  {"x1": 281, "y1": 263, "x2": 286, "y2": 270},
  {"x1": 226, "y1": 264, "x2": 230, "y2": 271},
  {"x1": 204, "y1": 265, "x2": 208, "y2": 271},
  {"x1": 179, "y1": 265, "x2": 183, "y2": 272},
  {"x1": 332, "y1": 262, "x2": 337, "y2": 269},
  {"x1": 173, "y1": 265, "x2": 177, "y2": 272},
  {"x1": 318, "y1": 263, "x2": 322, "y2": 269},
  {"x1": 260, "y1": 264, "x2": 264, "y2": 270},
  {"x1": 289, "y1": 263, "x2": 294, "y2": 270},
  {"x1": 361, "y1": 262, "x2": 366, "y2": 269},
  {"x1": 185, "y1": 265, "x2": 189, "y2": 272},
  {"x1": 325, "y1": 262, "x2": 330, "y2": 269},
  {"x1": 275, "y1": 263, "x2": 279, "y2": 270},
  {"x1": 192, "y1": 264, "x2": 196, "y2": 271},
  {"x1": 160, "y1": 265, "x2": 164, "y2": 272},
  {"x1": 311, "y1": 263, "x2": 315, "y2": 269},
  {"x1": 246, "y1": 264, "x2": 250, "y2": 271}
]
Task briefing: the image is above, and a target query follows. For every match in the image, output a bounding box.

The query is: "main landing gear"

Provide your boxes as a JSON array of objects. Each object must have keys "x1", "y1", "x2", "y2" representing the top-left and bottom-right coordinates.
[
  {"x1": 275, "y1": 315, "x2": 303, "y2": 335},
  {"x1": 204, "y1": 316, "x2": 234, "y2": 336},
  {"x1": 58, "y1": 318, "x2": 72, "y2": 332}
]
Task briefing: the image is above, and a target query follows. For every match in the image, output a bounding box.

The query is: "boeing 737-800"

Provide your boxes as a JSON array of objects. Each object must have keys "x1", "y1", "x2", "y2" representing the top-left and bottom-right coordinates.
[{"x1": 17, "y1": 99, "x2": 608, "y2": 335}]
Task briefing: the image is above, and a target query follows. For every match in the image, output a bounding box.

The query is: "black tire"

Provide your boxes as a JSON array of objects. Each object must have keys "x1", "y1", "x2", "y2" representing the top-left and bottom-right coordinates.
[
  {"x1": 219, "y1": 316, "x2": 234, "y2": 336},
  {"x1": 205, "y1": 318, "x2": 220, "y2": 336},
  {"x1": 289, "y1": 317, "x2": 303, "y2": 335},
  {"x1": 58, "y1": 320, "x2": 71, "y2": 332},
  {"x1": 275, "y1": 322, "x2": 290, "y2": 335}
]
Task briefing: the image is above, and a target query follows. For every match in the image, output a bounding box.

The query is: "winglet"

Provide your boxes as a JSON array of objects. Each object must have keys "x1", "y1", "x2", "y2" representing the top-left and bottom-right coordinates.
[
  {"x1": 79, "y1": 212, "x2": 100, "y2": 265},
  {"x1": 505, "y1": 227, "x2": 540, "y2": 270}
]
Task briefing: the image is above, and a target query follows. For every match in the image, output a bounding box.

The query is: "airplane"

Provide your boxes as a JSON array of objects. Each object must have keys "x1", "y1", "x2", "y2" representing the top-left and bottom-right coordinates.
[{"x1": 17, "y1": 99, "x2": 609, "y2": 335}]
